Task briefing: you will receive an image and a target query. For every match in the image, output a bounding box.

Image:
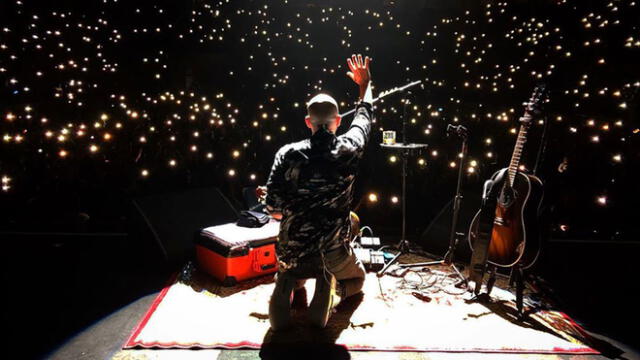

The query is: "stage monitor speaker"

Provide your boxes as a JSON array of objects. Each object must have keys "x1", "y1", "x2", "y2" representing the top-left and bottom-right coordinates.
[
  {"x1": 418, "y1": 185, "x2": 481, "y2": 263},
  {"x1": 132, "y1": 187, "x2": 239, "y2": 264}
]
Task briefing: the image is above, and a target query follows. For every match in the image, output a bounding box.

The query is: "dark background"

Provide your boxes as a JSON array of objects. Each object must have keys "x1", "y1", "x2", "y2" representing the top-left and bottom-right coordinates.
[{"x1": 0, "y1": 0, "x2": 638, "y2": 358}]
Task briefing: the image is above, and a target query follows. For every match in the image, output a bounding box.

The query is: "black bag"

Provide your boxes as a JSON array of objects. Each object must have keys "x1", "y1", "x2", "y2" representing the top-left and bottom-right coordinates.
[{"x1": 236, "y1": 210, "x2": 271, "y2": 228}]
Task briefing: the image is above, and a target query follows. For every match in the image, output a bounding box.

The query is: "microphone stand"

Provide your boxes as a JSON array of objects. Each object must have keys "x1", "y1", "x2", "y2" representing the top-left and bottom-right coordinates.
[
  {"x1": 397, "y1": 124, "x2": 470, "y2": 289},
  {"x1": 377, "y1": 91, "x2": 426, "y2": 277},
  {"x1": 339, "y1": 80, "x2": 422, "y2": 118}
]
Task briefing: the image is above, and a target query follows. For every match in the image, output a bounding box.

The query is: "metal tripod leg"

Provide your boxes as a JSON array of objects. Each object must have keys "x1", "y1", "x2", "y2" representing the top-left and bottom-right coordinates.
[{"x1": 376, "y1": 245, "x2": 404, "y2": 277}]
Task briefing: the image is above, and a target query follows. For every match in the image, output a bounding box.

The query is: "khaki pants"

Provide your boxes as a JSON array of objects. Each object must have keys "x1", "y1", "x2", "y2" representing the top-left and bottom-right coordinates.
[{"x1": 268, "y1": 244, "x2": 366, "y2": 330}]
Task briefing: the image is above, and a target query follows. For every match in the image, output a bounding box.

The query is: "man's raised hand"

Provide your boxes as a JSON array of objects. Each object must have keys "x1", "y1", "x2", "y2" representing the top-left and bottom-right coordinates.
[{"x1": 346, "y1": 54, "x2": 371, "y2": 87}]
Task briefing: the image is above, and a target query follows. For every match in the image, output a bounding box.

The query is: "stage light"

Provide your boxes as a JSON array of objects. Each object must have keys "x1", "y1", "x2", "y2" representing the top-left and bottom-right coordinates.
[
  {"x1": 368, "y1": 193, "x2": 378, "y2": 202},
  {"x1": 391, "y1": 196, "x2": 399, "y2": 203}
]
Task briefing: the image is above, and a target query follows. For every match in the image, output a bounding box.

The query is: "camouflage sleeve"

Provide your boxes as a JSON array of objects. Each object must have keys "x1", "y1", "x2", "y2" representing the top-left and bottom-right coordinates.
[
  {"x1": 341, "y1": 100, "x2": 373, "y2": 151},
  {"x1": 265, "y1": 146, "x2": 289, "y2": 212}
]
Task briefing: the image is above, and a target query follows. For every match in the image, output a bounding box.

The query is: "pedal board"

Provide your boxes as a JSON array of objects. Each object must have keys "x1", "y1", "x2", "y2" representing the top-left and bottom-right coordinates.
[
  {"x1": 354, "y1": 248, "x2": 385, "y2": 271},
  {"x1": 359, "y1": 236, "x2": 381, "y2": 248}
]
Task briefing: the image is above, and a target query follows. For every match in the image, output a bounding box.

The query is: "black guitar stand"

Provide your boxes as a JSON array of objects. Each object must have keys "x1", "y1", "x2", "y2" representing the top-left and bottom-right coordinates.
[
  {"x1": 509, "y1": 265, "x2": 526, "y2": 318},
  {"x1": 395, "y1": 125, "x2": 470, "y2": 289}
]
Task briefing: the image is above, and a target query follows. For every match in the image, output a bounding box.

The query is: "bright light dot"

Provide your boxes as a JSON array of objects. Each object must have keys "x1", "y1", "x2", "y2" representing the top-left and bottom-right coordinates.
[
  {"x1": 467, "y1": 167, "x2": 475, "y2": 173},
  {"x1": 89, "y1": 144, "x2": 98, "y2": 153},
  {"x1": 232, "y1": 150, "x2": 240, "y2": 158},
  {"x1": 612, "y1": 154, "x2": 622, "y2": 162},
  {"x1": 368, "y1": 193, "x2": 378, "y2": 202},
  {"x1": 389, "y1": 155, "x2": 397, "y2": 163},
  {"x1": 228, "y1": 169, "x2": 236, "y2": 176},
  {"x1": 418, "y1": 158, "x2": 426, "y2": 166},
  {"x1": 596, "y1": 196, "x2": 607, "y2": 205},
  {"x1": 470, "y1": 160, "x2": 477, "y2": 167},
  {"x1": 449, "y1": 161, "x2": 457, "y2": 168},
  {"x1": 59, "y1": 150, "x2": 68, "y2": 158},
  {"x1": 250, "y1": 174, "x2": 256, "y2": 180},
  {"x1": 141, "y1": 169, "x2": 149, "y2": 177},
  {"x1": 391, "y1": 196, "x2": 399, "y2": 204},
  {"x1": 169, "y1": 159, "x2": 177, "y2": 167}
]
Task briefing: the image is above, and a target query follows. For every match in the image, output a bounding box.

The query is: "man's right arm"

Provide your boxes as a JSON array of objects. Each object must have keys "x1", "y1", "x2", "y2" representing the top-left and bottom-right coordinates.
[
  {"x1": 343, "y1": 54, "x2": 374, "y2": 151},
  {"x1": 359, "y1": 80, "x2": 373, "y2": 104},
  {"x1": 341, "y1": 81, "x2": 374, "y2": 151}
]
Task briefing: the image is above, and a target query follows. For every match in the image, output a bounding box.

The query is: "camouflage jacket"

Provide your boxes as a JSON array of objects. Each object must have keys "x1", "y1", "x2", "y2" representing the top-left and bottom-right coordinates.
[{"x1": 265, "y1": 101, "x2": 373, "y2": 270}]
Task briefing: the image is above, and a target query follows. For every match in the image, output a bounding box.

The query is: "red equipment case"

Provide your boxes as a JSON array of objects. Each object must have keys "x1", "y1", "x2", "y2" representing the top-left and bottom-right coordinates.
[{"x1": 195, "y1": 219, "x2": 280, "y2": 286}]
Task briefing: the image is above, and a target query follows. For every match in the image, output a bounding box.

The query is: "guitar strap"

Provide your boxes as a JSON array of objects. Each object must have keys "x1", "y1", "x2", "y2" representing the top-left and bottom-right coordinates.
[{"x1": 469, "y1": 175, "x2": 502, "y2": 294}]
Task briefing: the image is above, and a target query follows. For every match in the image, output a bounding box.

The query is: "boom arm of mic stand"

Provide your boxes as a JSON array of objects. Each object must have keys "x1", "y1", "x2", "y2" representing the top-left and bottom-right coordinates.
[{"x1": 339, "y1": 79, "x2": 422, "y2": 118}]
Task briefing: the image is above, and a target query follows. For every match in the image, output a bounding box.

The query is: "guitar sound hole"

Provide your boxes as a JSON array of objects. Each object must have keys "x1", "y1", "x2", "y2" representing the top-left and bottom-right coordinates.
[{"x1": 498, "y1": 187, "x2": 516, "y2": 208}]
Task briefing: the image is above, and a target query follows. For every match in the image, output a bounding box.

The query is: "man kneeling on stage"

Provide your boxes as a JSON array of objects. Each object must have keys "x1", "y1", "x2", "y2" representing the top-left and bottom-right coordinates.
[{"x1": 262, "y1": 54, "x2": 374, "y2": 330}]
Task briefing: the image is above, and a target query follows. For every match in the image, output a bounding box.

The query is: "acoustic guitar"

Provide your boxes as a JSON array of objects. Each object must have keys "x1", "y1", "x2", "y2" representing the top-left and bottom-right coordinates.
[{"x1": 468, "y1": 85, "x2": 546, "y2": 269}]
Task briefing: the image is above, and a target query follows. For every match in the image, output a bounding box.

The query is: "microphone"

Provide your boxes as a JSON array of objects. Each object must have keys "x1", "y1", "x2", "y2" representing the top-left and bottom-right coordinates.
[{"x1": 446, "y1": 124, "x2": 468, "y2": 139}]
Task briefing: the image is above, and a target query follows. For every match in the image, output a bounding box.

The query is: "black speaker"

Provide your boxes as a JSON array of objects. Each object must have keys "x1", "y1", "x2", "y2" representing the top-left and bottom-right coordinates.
[
  {"x1": 132, "y1": 187, "x2": 239, "y2": 264},
  {"x1": 418, "y1": 184, "x2": 482, "y2": 262}
]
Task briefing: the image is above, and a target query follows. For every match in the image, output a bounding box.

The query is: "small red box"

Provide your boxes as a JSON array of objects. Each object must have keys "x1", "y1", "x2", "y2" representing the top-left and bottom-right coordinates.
[{"x1": 195, "y1": 220, "x2": 279, "y2": 286}]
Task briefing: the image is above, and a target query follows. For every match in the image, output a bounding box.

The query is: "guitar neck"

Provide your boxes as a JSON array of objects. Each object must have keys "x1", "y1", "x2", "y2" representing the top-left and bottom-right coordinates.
[{"x1": 507, "y1": 116, "x2": 530, "y2": 187}]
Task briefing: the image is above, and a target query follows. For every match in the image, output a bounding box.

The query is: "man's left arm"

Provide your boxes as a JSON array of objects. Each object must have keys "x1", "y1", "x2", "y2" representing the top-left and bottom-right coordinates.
[{"x1": 264, "y1": 146, "x2": 289, "y2": 219}]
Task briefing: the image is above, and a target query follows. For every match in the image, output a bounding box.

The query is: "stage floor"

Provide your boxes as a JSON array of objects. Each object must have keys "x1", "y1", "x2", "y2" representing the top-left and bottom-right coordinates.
[{"x1": 46, "y1": 252, "x2": 639, "y2": 360}]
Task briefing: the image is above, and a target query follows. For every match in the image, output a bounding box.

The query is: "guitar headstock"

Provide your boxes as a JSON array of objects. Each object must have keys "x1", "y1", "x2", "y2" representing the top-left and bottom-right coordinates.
[{"x1": 520, "y1": 84, "x2": 548, "y2": 125}]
